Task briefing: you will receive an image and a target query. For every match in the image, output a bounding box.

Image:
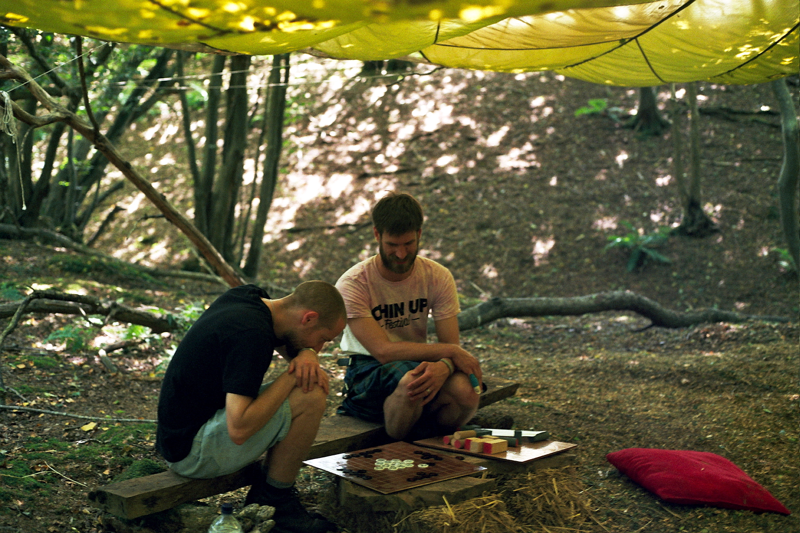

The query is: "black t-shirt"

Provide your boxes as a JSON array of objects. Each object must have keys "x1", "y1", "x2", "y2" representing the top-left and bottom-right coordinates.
[{"x1": 155, "y1": 284, "x2": 278, "y2": 462}]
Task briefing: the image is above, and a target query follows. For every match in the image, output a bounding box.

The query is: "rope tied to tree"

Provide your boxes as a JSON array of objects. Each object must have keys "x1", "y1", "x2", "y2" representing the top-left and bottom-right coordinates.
[{"x1": 0, "y1": 90, "x2": 26, "y2": 210}]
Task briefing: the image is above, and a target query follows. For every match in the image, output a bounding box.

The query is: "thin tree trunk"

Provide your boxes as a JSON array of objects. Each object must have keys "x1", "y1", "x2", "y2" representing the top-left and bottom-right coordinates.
[
  {"x1": 209, "y1": 54, "x2": 251, "y2": 261},
  {"x1": 234, "y1": 82, "x2": 268, "y2": 264},
  {"x1": 197, "y1": 55, "x2": 226, "y2": 237},
  {"x1": 670, "y1": 84, "x2": 687, "y2": 210},
  {"x1": 242, "y1": 54, "x2": 289, "y2": 278},
  {"x1": 771, "y1": 78, "x2": 800, "y2": 270},
  {"x1": 675, "y1": 83, "x2": 717, "y2": 237},
  {"x1": 626, "y1": 86, "x2": 669, "y2": 136},
  {"x1": 176, "y1": 52, "x2": 201, "y2": 196}
]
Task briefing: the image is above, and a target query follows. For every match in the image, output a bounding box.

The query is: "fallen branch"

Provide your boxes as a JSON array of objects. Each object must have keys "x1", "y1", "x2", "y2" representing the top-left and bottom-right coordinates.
[
  {"x1": 0, "y1": 404, "x2": 156, "y2": 423},
  {"x1": 0, "y1": 223, "x2": 226, "y2": 286},
  {"x1": 450, "y1": 291, "x2": 789, "y2": 332},
  {"x1": 0, "y1": 290, "x2": 179, "y2": 334}
]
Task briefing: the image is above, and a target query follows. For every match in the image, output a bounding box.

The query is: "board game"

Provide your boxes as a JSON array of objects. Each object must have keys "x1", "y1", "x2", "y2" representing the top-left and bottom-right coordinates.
[
  {"x1": 414, "y1": 435, "x2": 577, "y2": 463},
  {"x1": 303, "y1": 441, "x2": 486, "y2": 494}
]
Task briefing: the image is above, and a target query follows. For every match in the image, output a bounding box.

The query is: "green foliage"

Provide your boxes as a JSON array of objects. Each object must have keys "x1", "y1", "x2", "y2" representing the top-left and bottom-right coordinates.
[
  {"x1": 0, "y1": 282, "x2": 24, "y2": 300},
  {"x1": 112, "y1": 458, "x2": 166, "y2": 483},
  {"x1": 575, "y1": 98, "x2": 608, "y2": 117},
  {"x1": 28, "y1": 355, "x2": 62, "y2": 369},
  {"x1": 605, "y1": 222, "x2": 672, "y2": 272},
  {"x1": 44, "y1": 324, "x2": 91, "y2": 352},
  {"x1": 49, "y1": 254, "x2": 157, "y2": 284},
  {"x1": 772, "y1": 248, "x2": 797, "y2": 273}
]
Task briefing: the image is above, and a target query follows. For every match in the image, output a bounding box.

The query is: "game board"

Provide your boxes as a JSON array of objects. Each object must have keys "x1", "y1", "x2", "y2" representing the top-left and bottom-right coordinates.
[
  {"x1": 414, "y1": 436, "x2": 577, "y2": 463},
  {"x1": 303, "y1": 441, "x2": 486, "y2": 494}
]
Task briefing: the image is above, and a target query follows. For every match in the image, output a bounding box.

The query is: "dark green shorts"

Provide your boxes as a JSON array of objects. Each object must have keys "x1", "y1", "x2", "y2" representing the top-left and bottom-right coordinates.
[{"x1": 337, "y1": 355, "x2": 421, "y2": 423}]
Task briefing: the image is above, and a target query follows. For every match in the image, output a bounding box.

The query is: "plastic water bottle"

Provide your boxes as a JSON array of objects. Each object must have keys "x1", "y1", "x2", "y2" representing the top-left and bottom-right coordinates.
[{"x1": 208, "y1": 502, "x2": 243, "y2": 533}]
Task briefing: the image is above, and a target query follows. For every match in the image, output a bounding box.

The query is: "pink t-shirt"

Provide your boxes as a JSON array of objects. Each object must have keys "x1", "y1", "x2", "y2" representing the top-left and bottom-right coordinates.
[{"x1": 336, "y1": 255, "x2": 460, "y2": 354}]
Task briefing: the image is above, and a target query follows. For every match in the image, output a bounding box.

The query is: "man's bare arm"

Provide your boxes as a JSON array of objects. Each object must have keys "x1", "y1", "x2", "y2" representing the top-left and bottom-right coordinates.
[
  {"x1": 433, "y1": 316, "x2": 482, "y2": 383},
  {"x1": 225, "y1": 373, "x2": 296, "y2": 445},
  {"x1": 347, "y1": 316, "x2": 469, "y2": 364}
]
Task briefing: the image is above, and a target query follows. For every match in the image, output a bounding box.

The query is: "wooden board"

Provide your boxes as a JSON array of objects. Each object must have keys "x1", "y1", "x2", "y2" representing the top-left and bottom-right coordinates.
[
  {"x1": 304, "y1": 441, "x2": 486, "y2": 494},
  {"x1": 414, "y1": 437, "x2": 577, "y2": 463},
  {"x1": 88, "y1": 375, "x2": 519, "y2": 519}
]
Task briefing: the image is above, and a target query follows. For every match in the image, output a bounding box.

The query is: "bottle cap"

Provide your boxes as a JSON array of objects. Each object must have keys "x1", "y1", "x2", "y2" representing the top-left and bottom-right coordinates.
[{"x1": 221, "y1": 502, "x2": 233, "y2": 514}]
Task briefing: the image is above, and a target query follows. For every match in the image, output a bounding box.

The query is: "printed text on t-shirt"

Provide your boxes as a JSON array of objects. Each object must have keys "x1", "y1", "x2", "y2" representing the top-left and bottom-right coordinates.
[{"x1": 371, "y1": 298, "x2": 428, "y2": 327}]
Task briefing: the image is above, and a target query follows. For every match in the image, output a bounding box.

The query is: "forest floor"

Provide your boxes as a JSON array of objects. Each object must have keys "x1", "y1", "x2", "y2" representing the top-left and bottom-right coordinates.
[{"x1": 0, "y1": 62, "x2": 798, "y2": 533}]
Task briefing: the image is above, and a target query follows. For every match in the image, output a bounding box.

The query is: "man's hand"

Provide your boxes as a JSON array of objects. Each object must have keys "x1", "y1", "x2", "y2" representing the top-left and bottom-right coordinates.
[
  {"x1": 288, "y1": 348, "x2": 329, "y2": 394},
  {"x1": 450, "y1": 347, "x2": 483, "y2": 385},
  {"x1": 407, "y1": 361, "x2": 451, "y2": 405}
]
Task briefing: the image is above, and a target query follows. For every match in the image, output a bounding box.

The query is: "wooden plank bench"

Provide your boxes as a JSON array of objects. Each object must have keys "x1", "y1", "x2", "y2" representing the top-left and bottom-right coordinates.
[{"x1": 88, "y1": 376, "x2": 519, "y2": 520}]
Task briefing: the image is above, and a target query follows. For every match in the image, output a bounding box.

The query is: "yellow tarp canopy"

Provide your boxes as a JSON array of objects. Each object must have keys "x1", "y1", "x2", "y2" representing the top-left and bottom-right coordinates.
[{"x1": 1, "y1": 0, "x2": 797, "y2": 86}]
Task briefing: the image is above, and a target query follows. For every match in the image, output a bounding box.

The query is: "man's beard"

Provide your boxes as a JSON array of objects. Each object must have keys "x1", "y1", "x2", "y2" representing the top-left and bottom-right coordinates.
[
  {"x1": 282, "y1": 330, "x2": 303, "y2": 360},
  {"x1": 379, "y1": 245, "x2": 417, "y2": 275}
]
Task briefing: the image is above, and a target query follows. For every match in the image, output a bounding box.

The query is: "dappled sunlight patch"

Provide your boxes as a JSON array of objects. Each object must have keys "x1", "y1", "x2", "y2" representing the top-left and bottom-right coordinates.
[
  {"x1": 485, "y1": 124, "x2": 509, "y2": 147},
  {"x1": 531, "y1": 236, "x2": 555, "y2": 266},
  {"x1": 615, "y1": 150, "x2": 629, "y2": 168},
  {"x1": 480, "y1": 263, "x2": 498, "y2": 279},
  {"x1": 593, "y1": 216, "x2": 618, "y2": 230},
  {"x1": 334, "y1": 195, "x2": 372, "y2": 226},
  {"x1": 285, "y1": 238, "x2": 305, "y2": 252},
  {"x1": 497, "y1": 142, "x2": 539, "y2": 171}
]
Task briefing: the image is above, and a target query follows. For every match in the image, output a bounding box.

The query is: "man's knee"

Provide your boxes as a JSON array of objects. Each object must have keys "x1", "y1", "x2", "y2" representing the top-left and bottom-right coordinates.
[
  {"x1": 444, "y1": 374, "x2": 480, "y2": 409},
  {"x1": 288, "y1": 385, "x2": 327, "y2": 415}
]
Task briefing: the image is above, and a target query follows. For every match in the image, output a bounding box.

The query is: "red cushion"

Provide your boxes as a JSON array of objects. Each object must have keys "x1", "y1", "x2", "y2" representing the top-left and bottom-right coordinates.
[{"x1": 606, "y1": 448, "x2": 790, "y2": 515}]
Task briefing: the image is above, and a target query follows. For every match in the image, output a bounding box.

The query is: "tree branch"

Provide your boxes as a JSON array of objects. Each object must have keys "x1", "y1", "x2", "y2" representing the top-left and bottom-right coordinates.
[
  {"x1": 450, "y1": 291, "x2": 788, "y2": 333},
  {"x1": 0, "y1": 404, "x2": 156, "y2": 423},
  {"x1": 0, "y1": 290, "x2": 179, "y2": 334}
]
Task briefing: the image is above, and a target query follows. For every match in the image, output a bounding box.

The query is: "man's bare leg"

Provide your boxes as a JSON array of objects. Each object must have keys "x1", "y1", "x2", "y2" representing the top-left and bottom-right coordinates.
[
  {"x1": 265, "y1": 385, "x2": 326, "y2": 483},
  {"x1": 428, "y1": 373, "x2": 479, "y2": 428},
  {"x1": 383, "y1": 372, "x2": 425, "y2": 439}
]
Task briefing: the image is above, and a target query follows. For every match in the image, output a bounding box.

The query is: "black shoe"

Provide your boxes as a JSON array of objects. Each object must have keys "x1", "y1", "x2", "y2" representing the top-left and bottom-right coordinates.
[{"x1": 245, "y1": 481, "x2": 337, "y2": 533}]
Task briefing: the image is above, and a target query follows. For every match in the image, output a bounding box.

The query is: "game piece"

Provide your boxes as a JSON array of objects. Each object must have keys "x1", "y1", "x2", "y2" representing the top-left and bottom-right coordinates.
[
  {"x1": 452, "y1": 439, "x2": 465, "y2": 449},
  {"x1": 414, "y1": 435, "x2": 576, "y2": 464},
  {"x1": 443, "y1": 435, "x2": 454, "y2": 445},
  {"x1": 468, "y1": 438, "x2": 487, "y2": 453},
  {"x1": 304, "y1": 441, "x2": 486, "y2": 494},
  {"x1": 453, "y1": 430, "x2": 477, "y2": 440},
  {"x1": 494, "y1": 436, "x2": 520, "y2": 447},
  {"x1": 469, "y1": 374, "x2": 481, "y2": 394},
  {"x1": 480, "y1": 438, "x2": 508, "y2": 454}
]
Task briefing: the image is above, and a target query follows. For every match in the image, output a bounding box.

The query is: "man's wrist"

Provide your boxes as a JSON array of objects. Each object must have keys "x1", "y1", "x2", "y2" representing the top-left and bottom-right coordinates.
[
  {"x1": 440, "y1": 358, "x2": 454, "y2": 376},
  {"x1": 301, "y1": 348, "x2": 318, "y2": 357}
]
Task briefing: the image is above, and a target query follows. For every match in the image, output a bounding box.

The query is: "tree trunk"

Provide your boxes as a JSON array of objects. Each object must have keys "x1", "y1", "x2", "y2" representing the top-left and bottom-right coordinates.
[
  {"x1": 771, "y1": 78, "x2": 800, "y2": 271},
  {"x1": 675, "y1": 82, "x2": 717, "y2": 237},
  {"x1": 196, "y1": 55, "x2": 226, "y2": 237},
  {"x1": 176, "y1": 52, "x2": 201, "y2": 200},
  {"x1": 242, "y1": 53, "x2": 290, "y2": 278},
  {"x1": 625, "y1": 86, "x2": 670, "y2": 137},
  {"x1": 209, "y1": 55, "x2": 251, "y2": 262}
]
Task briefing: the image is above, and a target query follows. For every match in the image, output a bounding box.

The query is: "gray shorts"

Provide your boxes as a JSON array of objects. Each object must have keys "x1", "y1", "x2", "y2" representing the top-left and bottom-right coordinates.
[{"x1": 167, "y1": 383, "x2": 292, "y2": 478}]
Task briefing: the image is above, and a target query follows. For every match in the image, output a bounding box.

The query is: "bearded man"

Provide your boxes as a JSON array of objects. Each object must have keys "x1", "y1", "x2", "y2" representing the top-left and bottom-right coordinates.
[{"x1": 335, "y1": 192, "x2": 483, "y2": 440}]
